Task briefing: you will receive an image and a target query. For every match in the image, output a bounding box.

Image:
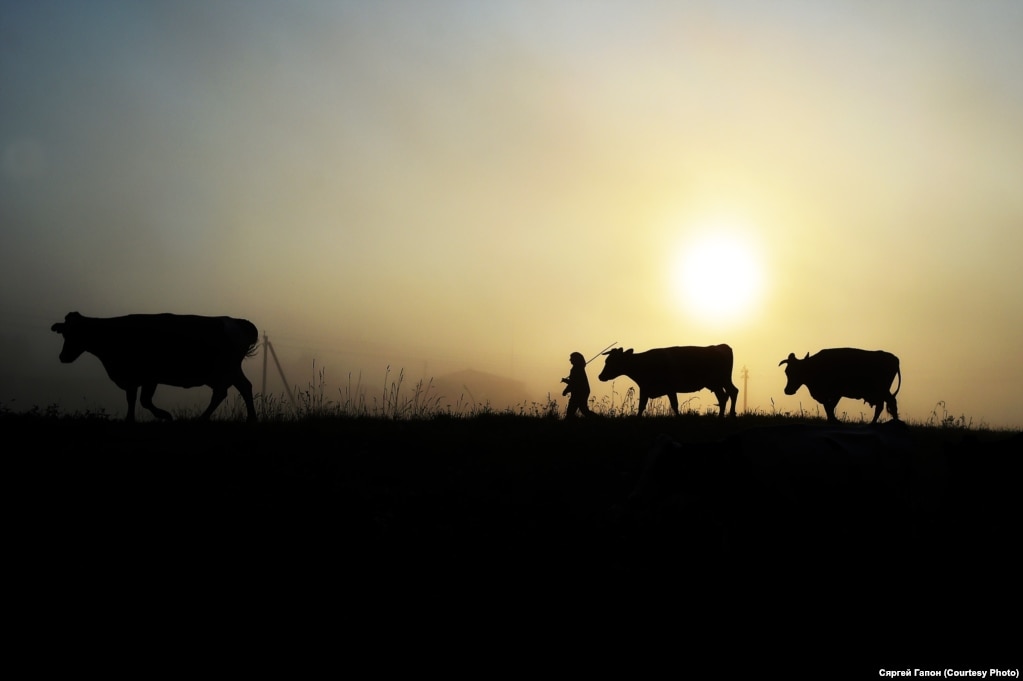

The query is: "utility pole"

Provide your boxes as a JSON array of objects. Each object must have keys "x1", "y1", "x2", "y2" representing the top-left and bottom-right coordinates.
[
  {"x1": 261, "y1": 333, "x2": 296, "y2": 405},
  {"x1": 741, "y1": 365, "x2": 749, "y2": 414}
]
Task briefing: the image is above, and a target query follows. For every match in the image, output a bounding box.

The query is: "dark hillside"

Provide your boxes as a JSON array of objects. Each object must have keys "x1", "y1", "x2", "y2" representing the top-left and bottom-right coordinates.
[{"x1": 8, "y1": 412, "x2": 1019, "y2": 653}]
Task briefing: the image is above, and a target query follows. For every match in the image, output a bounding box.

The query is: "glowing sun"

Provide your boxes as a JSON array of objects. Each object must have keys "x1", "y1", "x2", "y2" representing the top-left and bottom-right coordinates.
[{"x1": 671, "y1": 229, "x2": 764, "y2": 325}]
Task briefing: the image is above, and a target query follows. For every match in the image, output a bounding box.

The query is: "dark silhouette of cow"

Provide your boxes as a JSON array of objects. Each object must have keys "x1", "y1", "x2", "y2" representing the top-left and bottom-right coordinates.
[
  {"x1": 779, "y1": 348, "x2": 901, "y2": 424},
  {"x1": 598, "y1": 345, "x2": 739, "y2": 417},
  {"x1": 51, "y1": 312, "x2": 259, "y2": 422}
]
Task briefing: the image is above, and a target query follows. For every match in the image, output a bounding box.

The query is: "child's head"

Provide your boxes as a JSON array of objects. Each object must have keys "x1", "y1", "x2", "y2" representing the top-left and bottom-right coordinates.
[{"x1": 570, "y1": 351, "x2": 585, "y2": 366}]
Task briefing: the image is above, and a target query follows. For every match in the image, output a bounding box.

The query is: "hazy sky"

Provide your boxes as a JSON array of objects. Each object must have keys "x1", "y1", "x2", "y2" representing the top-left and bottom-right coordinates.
[{"x1": 3, "y1": 0, "x2": 1022, "y2": 427}]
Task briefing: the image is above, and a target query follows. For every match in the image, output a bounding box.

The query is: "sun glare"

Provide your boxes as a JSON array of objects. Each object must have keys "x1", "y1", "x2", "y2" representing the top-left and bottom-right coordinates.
[{"x1": 671, "y1": 226, "x2": 764, "y2": 326}]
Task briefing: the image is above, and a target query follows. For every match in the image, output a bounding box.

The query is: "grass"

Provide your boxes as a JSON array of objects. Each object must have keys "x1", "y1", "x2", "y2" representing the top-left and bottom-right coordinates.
[
  {"x1": 241, "y1": 365, "x2": 525, "y2": 421},
  {"x1": 3, "y1": 365, "x2": 1016, "y2": 437},
  {"x1": 9, "y1": 376, "x2": 1015, "y2": 457},
  {"x1": 7, "y1": 368, "x2": 1018, "y2": 648}
]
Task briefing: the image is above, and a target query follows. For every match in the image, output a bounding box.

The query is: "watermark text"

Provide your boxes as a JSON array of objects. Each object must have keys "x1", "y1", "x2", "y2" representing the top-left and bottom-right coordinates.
[{"x1": 879, "y1": 672, "x2": 1019, "y2": 679}]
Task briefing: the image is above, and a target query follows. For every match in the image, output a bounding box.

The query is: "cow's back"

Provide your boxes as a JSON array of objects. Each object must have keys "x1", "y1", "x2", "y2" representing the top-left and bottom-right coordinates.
[
  {"x1": 637, "y1": 345, "x2": 733, "y2": 393},
  {"x1": 813, "y1": 349, "x2": 899, "y2": 394},
  {"x1": 93, "y1": 314, "x2": 256, "y2": 386},
  {"x1": 664, "y1": 344, "x2": 733, "y2": 374}
]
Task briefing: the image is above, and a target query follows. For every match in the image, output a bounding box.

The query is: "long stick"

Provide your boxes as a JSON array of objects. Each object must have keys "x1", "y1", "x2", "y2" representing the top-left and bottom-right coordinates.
[{"x1": 586, "y1": 341, "x2": 617, "y2": 365}]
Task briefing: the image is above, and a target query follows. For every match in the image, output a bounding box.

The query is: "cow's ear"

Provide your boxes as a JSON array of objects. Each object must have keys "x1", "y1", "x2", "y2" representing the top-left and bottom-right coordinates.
[
  {"x1": 803, "y1": 352, "x2": 809, "y2": 359},
  {"x1": 51, "y1": 323, "x2": 64, "y2": 334}
]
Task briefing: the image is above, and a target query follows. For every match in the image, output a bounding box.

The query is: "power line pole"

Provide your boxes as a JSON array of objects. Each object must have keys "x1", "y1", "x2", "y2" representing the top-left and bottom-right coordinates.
[{"x1": 261, "y1": 333, "x2": 296, "y2": 405}]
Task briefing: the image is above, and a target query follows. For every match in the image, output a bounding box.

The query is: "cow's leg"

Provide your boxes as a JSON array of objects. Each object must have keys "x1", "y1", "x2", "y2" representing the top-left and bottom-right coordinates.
[
  {"x1": 726, "y1": 381, "x2": 739, "y2": 417},
  {"x1": 870, "y1": 400, "x2": 884, "y2": 424},
  {"x1": 637, "y1": 392, "x2": 649, "y2": 416},
  {"x1": 711, "y1": 388, "x2": 727, "y2": 417},
  {"x1": 823, "y1": 398, "x2": 840, "y2": 423},
  {"x1": 140, "y1": 383, "x2": 173, "y2": 420},
  {"x1": 667, "y1": 393, "x2": 680, "y2": 416},
  {"x1": 124, "y1": 386, "x2": 138, "y2": 423},
  {"x1": 886, "y1": 393, "x2": 899, "y2": 422},
  {"x1": 234, "y1": 373, "x2": 257, "y2": 422},
  {"x1": 200, "y1": 385, "x2": 229, "y2": 420}
]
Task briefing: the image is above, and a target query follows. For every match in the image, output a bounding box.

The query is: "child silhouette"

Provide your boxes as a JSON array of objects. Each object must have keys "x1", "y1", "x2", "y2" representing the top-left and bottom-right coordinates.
[{"x1": 561, "y1": 351, "x2": 597, "y2": 418}]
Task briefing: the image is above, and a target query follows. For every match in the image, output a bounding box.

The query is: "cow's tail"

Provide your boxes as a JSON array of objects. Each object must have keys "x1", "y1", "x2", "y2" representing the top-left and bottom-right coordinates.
[
  {"x1": 886, "y1": 362, "x2": 902, "y2": 420},
  {"x1": 237, "y1": 319, "x2": 260, "y2": 359}
]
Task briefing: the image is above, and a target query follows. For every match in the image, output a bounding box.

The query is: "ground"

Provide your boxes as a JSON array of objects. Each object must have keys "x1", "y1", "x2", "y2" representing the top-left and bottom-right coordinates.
[{"x1": 7, "y1": 412, "x2": 1019, "y2": 666}]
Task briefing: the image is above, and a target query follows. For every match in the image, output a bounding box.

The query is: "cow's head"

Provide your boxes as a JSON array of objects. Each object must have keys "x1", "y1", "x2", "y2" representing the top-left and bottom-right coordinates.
[
  {"x1": 598, "y1": 347, "x2": 633, "y2": 382},
  {"x1": 51, "y1": 312, "x2": 86, "y2": 363},
  {"x1": 778, "y1": 352, "x2": 810, "y2": 395}
]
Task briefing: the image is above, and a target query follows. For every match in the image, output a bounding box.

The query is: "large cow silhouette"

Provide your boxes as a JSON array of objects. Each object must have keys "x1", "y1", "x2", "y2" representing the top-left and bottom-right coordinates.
[
  {"x1": 598, "y1": 345, "x2": 739, "y2": 417},
  {"x1": 779, "y1": 348, "x2": 901, "y2": 424},
  {"x1": 51, "y1": 312, "x2": 259, "y2": 422}
]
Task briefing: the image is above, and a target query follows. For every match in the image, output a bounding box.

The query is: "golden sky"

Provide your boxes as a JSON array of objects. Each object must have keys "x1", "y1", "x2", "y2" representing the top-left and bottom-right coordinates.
[{"x1": 2, "y1": 1, "x2": 1021, "y2": 427}]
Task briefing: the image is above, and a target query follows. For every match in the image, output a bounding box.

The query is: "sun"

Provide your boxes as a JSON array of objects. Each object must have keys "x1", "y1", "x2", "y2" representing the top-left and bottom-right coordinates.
[{"x1": 670, "y1": 227, "x2": 764, "y2": 326}]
